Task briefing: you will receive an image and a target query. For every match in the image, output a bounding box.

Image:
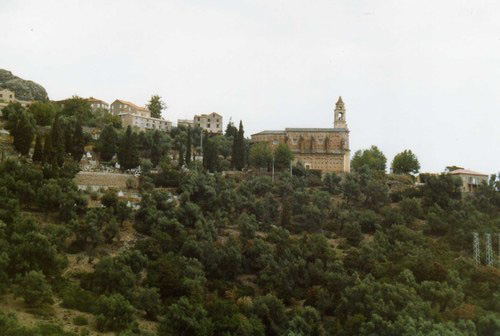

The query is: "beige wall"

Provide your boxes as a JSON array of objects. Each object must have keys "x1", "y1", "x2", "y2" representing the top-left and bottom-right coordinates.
[
  {"x1": 194, "y1": 112, "x2": 223, "y2": 134},
  {"x1": 454, "y1": 173, "x2": 489, "y2": 192},
  {"x1": 121, "y1": 113, "x2": 172, "y2": 132},
  {"x1": 0, "y1": 89, "x2": 16, "y2": 103},
  {"x1": 251, "y1": 129, "x2": 350, "y2": 173},
  {"x1": 111, "y1": 100, "x2": 151, "y2": 118}
]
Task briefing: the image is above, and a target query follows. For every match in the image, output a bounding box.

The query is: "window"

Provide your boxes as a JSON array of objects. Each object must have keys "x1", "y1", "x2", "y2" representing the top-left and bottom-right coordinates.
[
  {"x1": 208, "y1": 118, "x2": 211, "y2": 122},
  {"x1": 273, "y1": 139, "x2": 278, "y2": 145},
  {"x1": 216, "y1": 124, "x2": 219, "y2": 128},
  {"x1": 207, "y1": 124, "x2": 211, "y2": 128},
  {"x1": 0, "y1": 94, "x2": 2, "y2": 98}
]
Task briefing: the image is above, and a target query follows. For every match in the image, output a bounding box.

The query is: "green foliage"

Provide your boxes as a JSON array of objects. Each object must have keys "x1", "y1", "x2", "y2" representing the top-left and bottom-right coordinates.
[
  {"x1": 98, "y1": 124, "x2": 118, "y2": 161},
  {"x1": 32, "y1": 134, "x2": 43, "y2": 162},
  {"x1": 231, "y1": 120, "x2": 245, "y2": 170},
  {"x1": 72, "y1": 315, "x2": 88, "y2": 326},
  {"x1": 95, "y1": 294, "x2": 136, "y2": 332},
  {"x1": 274, "y1": 143, "x2": 293, "y2": 169},
  {"x1": 70, "y1": 119, "x2": 85, "y2": 162},
  {"x1": 146, "y1": 95, "x2": 166, "y2": 118},
  {"x1": 249, "y1": 142, "x2": 272, "y2": 169},
  {"x1": 158, "y1": 297, "x2": 213, "y2": 336},
  {"x1": 392, "y1": 149, "x2": 421, "y2": 175},
  {"x1": 50, "y1": 114, "x2": 65, "y2": 166},
  {"x1": 12, "y1": 111, "x2": 35, "y2": 155},
  {"x1": 28, "y1": 101, "x2": 58, "y2": 126},
  {"x1": 118, "y1": 126, "x2": 140, "y2": 170},
  {"x1": 351, "y1": 145, "x2": 387, "y2": 172},
  {"x1": 15, "y1": 270, "x2": 53, "y2": 305}
]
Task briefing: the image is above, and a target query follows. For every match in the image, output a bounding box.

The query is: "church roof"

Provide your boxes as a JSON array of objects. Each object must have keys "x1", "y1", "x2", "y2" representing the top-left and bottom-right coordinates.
[
  {"x1": 336, "y1": 96, "x2": 343, "y2": 104},
  {"x1": 285, "y1": 128, "x2": 346, "y2": 132}
]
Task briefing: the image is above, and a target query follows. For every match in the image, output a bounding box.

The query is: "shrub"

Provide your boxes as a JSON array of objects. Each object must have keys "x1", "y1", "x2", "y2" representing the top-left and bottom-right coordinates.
[
  {"x1": 72, "y1": 315, "x2": 88, "y2": 326},
  {"x1": 95, "y1": 294, "x2": 136, "y2": 332},
  {"x1": 15, "y1": 271, "x2": 53, "y2": 306}
]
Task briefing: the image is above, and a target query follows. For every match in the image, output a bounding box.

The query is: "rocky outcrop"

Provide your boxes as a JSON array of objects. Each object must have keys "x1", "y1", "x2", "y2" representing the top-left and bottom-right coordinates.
[{"x1": 0, "y1": 69, "x2": 49, "y2": 101}]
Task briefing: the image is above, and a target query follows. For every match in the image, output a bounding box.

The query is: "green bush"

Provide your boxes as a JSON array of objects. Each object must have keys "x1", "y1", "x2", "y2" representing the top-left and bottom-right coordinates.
[
  {"x1": 72, "y1": 315, "x2": 88, "y2": 326},
  {"x1": 61, "y1": 284, "x2": 98, "y2": 313}
]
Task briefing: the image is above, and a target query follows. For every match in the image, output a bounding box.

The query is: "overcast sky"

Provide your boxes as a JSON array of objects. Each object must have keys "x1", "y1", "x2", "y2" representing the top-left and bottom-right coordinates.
[{"x1": 1, "y1": 0, "x2": 499, "y2": 174}]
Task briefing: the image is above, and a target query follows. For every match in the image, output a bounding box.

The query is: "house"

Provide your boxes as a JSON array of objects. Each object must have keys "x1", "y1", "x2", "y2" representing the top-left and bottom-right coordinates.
[
  {"x1": 449, "y1": 169, "x2": 489, "y2": 193},
  {"x1": 86, "y1": 97, "x2": 109, "y2": 111},
  {"x1": 0, "y1": 88, "x2": 33, "y2": 111},
  {"x1": 194, "y1": 112, "x2": 223, "y2": 134},
  {"x1": 110, "y1": 99, "x2": 172, "y2": 132}
]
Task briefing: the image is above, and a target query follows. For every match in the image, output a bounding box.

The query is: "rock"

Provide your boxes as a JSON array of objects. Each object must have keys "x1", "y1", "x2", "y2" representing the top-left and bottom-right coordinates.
[{"x1": 0, "y1": 69, "x2": 49, "y2": 101}]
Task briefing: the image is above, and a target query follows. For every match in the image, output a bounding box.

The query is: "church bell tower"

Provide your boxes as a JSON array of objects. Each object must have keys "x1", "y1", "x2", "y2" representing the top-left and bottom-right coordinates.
[{"x1": 334, "y1": 96, "x2": 347, "y2": 129}]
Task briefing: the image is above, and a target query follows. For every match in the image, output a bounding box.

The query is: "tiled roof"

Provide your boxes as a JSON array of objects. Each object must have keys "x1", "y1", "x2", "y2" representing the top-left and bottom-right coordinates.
[
  {"x1": 114, "y1": 99, "x2": 149, "y2": 112},
  {"x1": 86, "y1": 97, "x2": 107, "y2": 104},
  {"x1": 449, "y1": 169, "x2": 488, "y2": 176},
  {"x1": 285, "y1": 128, "x2": 346, "y2": 132},
  {"x1": 252, "y1": 130, "x2": 287, "y2": 135}
]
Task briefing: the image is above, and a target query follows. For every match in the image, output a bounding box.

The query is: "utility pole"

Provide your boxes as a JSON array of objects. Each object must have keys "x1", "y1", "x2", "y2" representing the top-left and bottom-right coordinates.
[
  {"x1": 290, "y1": 160, "x2": 292, "y2": 177},
  {"x1": 485, "y1": 233, "x2": 493, "y2": 267},
  {"x1": 473, "y1": 232, "x2": 480, "y2": 265}
]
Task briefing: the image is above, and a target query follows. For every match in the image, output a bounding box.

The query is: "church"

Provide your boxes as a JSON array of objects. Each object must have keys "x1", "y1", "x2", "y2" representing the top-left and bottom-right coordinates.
[{"x1": 251, "y1": 96, "x2": 350, "y2": 173}]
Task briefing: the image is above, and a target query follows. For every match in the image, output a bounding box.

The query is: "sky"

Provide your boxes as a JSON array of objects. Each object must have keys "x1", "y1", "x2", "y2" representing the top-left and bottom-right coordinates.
[{"x1": 1, "y1": 0, "x2": 499, "y2": 174}]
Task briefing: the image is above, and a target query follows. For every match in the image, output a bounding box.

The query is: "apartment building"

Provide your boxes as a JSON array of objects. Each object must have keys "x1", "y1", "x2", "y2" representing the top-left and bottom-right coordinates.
[
  {"x1": 194, "y1": 112, "x2": 223, "y2": 134},
  {"x1": 110, "y1": 99, "x2": 172, "y2": 132}
]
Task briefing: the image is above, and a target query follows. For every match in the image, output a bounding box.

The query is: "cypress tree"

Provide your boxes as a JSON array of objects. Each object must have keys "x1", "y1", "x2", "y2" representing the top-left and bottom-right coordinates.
[
  {"x1": 118, "y1": 126, "x2": 140, "y2": 170},
  {"x1": 71, "y1": 120, "x2": 85, "y2": 162},
  {"x1": 150, "y1": 130, "x2": 161, "y2": 167},
  {"x1": 51, "y1": 115, "x2": 65, "y2": 166},
  {"x1": 32, "y1": 135, "x2": 43, "y2": 162},
  {"x1": 231, "y1": 128, "x2": 239, "y2": 169},
  {"x1": 43, "y1": 132, "x2": 54, "y2": 165},
  {"x1": 202, "y1": 131, "x2": 209, "y2": 169},
  {"x1": 236, "y1": 120, "x2": 245, "y2": 170},
  {"x1": 99, "y1": 124, "x2": 118, "y2": 162},
  {"x1": 185, "y1": 126, "x2": 192, "y2": 165},
  {"x1": 13, "y1": 112, "x2": 35, "y2": 156},
  {"x1": 178, "y1": 146, "x2": 185, "y2": 167}
]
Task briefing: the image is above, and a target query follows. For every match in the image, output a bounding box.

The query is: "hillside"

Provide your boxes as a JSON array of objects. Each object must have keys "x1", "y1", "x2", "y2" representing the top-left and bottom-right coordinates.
[
  {"x1": 0, "y1": 99, "x2": 498, "y2": 335},
  {"x1": 0, "y1": 69, "x2": 49, "y2": 101}
]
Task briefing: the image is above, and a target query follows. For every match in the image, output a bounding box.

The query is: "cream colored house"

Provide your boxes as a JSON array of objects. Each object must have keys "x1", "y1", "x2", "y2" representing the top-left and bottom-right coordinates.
[
  {"x1": 449, "y1": 169, "x2": 489, "y2": 193},
  {"x1": 194, "y1": 112, "x2": 223, "y2": 134},
  {"x1": 0, "y1": 88, "x2": 16, "y2": 103},
  {"x1": 251, "y1": 96, "x2": 350, "y2": 174},
  {"x1": 111, "y1": 99, "x2": 172, "y2": 132}
]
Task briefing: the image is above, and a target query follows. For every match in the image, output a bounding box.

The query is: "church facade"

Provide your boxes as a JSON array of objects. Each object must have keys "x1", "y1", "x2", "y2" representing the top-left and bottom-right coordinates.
[{"x1": 251, "y1": 97, "x2": 350, "y2": 173}]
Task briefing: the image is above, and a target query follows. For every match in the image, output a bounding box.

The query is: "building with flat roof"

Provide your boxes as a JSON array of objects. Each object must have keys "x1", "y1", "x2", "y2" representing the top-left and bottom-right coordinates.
[
  {"x1": 251, "y1": 96, "x2": 350, "y2": 173},
  {"x1": 449, "y1": 169, "x2": 489, "y2": 193},
  {"x1": 194, "y1": 112, "x2": 223, "y2": 134},
  {"x1": 177, "y1": 119, "x2": 195, "y2": 128}
]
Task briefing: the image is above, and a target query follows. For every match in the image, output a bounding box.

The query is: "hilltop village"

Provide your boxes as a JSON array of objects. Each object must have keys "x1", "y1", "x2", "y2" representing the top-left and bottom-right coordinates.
[{"x1": 0, "y1": 71, "x2": 498, "y2": 336}]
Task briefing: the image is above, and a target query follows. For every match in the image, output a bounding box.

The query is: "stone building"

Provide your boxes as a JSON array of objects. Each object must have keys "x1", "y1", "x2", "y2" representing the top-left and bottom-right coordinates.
[
  {"x1": 110, "y1": 99, "x2": 172, "y2": 132},
  {"x1": 86, "y1": 97, "x2": 109, "y2": 111},
  {"x1": 0, "y1": 88, "x2": 33, "y2": 110},
  {"x1": 194, "y1": 112, "x2": 223, "y2": 134},
  {"x1": 251, "y1": 96, "x2": 350, "y2": 173},
  {"x1": 449, "y1": 169, "x2": 489, "y2": 193}
]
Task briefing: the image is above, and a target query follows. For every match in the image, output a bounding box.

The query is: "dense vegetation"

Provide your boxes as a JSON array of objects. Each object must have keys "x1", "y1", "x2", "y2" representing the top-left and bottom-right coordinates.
[{"x1": 0, "y1": 99, "x2": 499, "y2": 335}]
